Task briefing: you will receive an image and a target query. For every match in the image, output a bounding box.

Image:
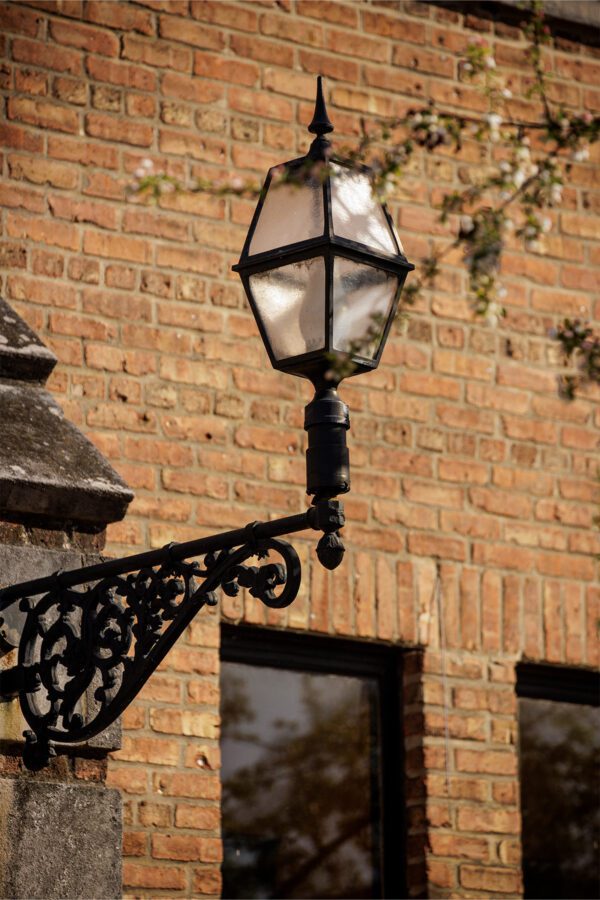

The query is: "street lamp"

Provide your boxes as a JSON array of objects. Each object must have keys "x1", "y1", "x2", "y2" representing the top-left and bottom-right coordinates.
[
  {"x1": 235, "y1": 76, "x2": 414, "y2": 503},
  {"x1": 0, "y1": 78, "x2": 414, "y2": 770}
]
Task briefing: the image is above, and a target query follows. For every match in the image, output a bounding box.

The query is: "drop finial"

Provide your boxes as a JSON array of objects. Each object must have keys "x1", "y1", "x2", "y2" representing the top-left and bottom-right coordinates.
[{"x1": 308, "y1": 76, "x2": 334, "y2": 137}]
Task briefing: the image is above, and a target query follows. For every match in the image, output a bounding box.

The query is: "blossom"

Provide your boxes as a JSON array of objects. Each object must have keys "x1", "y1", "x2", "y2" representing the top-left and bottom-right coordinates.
[
  {"x1": 487, "y1": 113, "x2": 502, "y2": 141},
  {"x1": 541, "y1": 217, "x2": 552, "y2": 233},
  {"x1": 573, "y1": 147, "x2": 589, "y2": 162},
  {"x1": 134, "y1": 158, "x2": 155, "y2": 179},
  {"x1": 485, "y1": 299, "x2": 503, "y2": 327},
  {"x1": 501, "y1": 87, "x2": 513, "y2": 98},
  {"x1": 460, "y1": 214, "x2": 475, "y2": 233},
  {"x1": 485, "y1": 56, "x2": 496, "y2": 69}
]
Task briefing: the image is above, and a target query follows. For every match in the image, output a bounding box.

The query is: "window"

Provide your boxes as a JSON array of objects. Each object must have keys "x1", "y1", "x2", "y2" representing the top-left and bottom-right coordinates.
[
  {"x1": 517, "y1": 663, "x2": 600, "y2": 899},
  {"x1": 220, "y1": 625, "x2": 405, "y2": 899}
]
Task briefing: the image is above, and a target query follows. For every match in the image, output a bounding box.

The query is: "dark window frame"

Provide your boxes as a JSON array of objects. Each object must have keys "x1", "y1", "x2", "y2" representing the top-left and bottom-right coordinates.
[
  {"x1": 516, "y1": 661, "x2": 600, "y2": 707},
  {"x1": 220, "y1": 623, "x2": 407, "y2": 900},
  {"x1": 516, "y1": 661, "x2": 600, "y2": 900}
]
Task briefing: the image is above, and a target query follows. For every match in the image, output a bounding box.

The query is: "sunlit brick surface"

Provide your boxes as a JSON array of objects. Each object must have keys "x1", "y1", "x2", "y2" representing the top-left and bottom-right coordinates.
[{"x1": 1, "y1": 1, "x2": 598, "y2": 896}]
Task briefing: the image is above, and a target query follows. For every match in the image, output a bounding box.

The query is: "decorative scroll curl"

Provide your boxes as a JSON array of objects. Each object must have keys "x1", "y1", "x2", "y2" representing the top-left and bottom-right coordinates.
[{"x1": 18, "y1": 537, "x2": 300, "y2": 769}]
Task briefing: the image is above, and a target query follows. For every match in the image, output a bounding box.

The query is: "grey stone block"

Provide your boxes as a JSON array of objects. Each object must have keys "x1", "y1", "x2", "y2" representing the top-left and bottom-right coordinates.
[{"x1": 0, "y1": 778, "x2": 122, "y2": 899}]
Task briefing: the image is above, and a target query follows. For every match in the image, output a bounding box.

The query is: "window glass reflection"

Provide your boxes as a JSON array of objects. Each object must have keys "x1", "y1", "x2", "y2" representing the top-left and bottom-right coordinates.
[
  {"x1": 519, "y1": 697, "x2": 600, "y2": 899},
  {"x1": 221, "y1": 661, "x2": 383, "y2": 899}
]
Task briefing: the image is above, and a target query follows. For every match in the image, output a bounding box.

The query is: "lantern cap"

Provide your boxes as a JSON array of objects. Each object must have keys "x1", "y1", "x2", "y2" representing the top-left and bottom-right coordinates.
[
  {"x1": 308, "y1": 76, "x2": 334, "y2": 137},
  {"x1": 308, "y1": 76, "x2": 333, "y2": 161}
]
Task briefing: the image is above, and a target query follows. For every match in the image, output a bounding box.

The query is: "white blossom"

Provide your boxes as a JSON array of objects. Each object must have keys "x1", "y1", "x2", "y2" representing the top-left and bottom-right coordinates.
[
  {"x1": 460, "y1": 214, "x2": 475, "y2": 233},
  {"x1": 573, "y1": 147, "x2": 589, "y2": 162}
]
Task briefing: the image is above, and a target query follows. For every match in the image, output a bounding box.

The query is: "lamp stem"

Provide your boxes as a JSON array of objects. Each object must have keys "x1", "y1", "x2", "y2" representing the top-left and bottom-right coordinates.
[{"x1": 304, "y1": 387, "x2": 350, "y2": 501}]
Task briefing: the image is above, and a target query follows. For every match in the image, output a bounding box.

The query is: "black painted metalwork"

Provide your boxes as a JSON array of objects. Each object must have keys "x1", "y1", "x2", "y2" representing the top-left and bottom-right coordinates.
[{"x1": 0, "y1": 499, "x2": 345, "y2": 769}]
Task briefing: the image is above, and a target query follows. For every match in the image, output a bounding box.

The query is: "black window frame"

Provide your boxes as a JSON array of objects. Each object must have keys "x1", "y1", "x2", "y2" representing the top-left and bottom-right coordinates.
[
  {"x1": 516, "y1": 661, "x2": 600, "y2": 900},
  {"x1": 516, "y1": 661, "x2": 600, "y2": 707},
  {"x1": 220, "y1": 623, "x2": 407, "y2": 900}
]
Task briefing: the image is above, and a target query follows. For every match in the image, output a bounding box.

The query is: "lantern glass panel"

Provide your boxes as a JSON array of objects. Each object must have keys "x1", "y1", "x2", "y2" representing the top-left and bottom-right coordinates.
[
  {"x1": 332, "y1": 258, "x2": 398, "y2": 359},
  {"x1": 330, "y1": 165, "x2": 397, "y2": 255},
  {"x1": 249, "y1": 256, "x2": 326, "y2": 361},
  {"x1": 249, "y1": 178, "x2": 324, "y2": 256}
]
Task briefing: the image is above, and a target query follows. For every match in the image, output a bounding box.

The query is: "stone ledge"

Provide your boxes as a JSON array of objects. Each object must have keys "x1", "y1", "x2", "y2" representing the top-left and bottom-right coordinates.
[
  {"x1": 0, "y1": 382, "x2": 133, "y2": 527},
  {"x1": 0, "y1": 297, "x2": 56, "y2": 384}
]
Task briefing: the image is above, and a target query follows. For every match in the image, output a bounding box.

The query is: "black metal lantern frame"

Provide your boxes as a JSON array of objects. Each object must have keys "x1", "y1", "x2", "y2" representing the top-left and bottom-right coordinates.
[
  {"x1": 233, "y1": 158, "x2": 415, "y2": 388},
  {"x1": 0, "y1": 78, "x2": 415, "y2": 770}
]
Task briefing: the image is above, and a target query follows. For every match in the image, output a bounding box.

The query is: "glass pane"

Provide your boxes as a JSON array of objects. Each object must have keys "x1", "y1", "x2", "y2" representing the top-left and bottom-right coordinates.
[
  {"x1": 330, "y1": 165, "x2": 397, "y2": 255},
  {"x1": 221, "y1": 661, "x2": 382, "y2": 899},
  {"x1": 249, "y1": 177, "x2": 324, "y2": 256},
  {"x1": 519, "y1": 697, "x2": 600, "y2": 899},
  {"x1": 249, "y1": 257, "x2": 325, "y2": 361},
  {"x1": 332, "y1": 258, "x2": 397, "y2": 359}
]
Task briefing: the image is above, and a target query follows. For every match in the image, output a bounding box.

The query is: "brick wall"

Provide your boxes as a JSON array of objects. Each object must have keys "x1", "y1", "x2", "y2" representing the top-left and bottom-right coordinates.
[{"x1": 1, "y1": 1, "x2": 598, "y2": 897}]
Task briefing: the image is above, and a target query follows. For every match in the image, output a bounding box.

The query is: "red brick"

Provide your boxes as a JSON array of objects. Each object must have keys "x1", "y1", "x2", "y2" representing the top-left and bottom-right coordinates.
[
  {"x1": 460, "y1": 865, "x2": 521, "y2": 894},
  {"x1": 455, "y1": 750, "x2": 518, "y2": 778},
  {"x1": 49, "y1": 196, "x2": 118, "y2": 230},
  {"x1": 123, "y1": 863, "x2": 186, "y2": 890},
  {"x1": 12, "y1": 37, "x2": 82, "y2": 75},
  {"x1": 159, "y1": 14, "x2": 225, "y2": 50},
  {"x1": 50, "y1": 18, "x2": 119, "y2": 56},
  {"x1": 85, "y1": 0, "x2": 154, "y2": 34},
  {"x1": 85, "y1": 112, "x2": 152, "y2": 146},
  {"x1": 192, "y1": 868, "x2": 222, "y2": 896},
  {"x1": 83, "y1": 230, "x2": 152, "y2": 263},
  {"x1": 15, "y1": 68, "x2": 48, "y2": 96},
  {"x1": 7, "y1": 97, "x2": 79, "y2": 134},
  {"x1": 155, "y1": 773, "x2": 220, "y2": 801},
  {"x1": 190, "y1": 1, "x2": 258, "y2": 32},
  {"x1": 7, "y1": 213, "x2": 80, "y2": 251},
  {"x1": 0, "y1": 1, "x2": 43, "y2": 36},
  {"x1": 86, "y1": 55, "x2": 156, "y2": 91},
  {"x1": 47, "y1": 135, "x2": 119, "y2": 169},
  {"x1": 233, "y1": 33, "x2": 293, "y2": 68}
]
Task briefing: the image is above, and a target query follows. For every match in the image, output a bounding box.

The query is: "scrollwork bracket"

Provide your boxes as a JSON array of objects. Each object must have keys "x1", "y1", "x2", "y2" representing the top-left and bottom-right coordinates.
[{"x1": 0, "y1": 499, "x2": 343, "y2": 769}]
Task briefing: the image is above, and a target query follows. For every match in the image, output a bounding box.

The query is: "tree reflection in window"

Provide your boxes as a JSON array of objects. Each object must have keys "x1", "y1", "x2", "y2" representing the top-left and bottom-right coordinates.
[
  {"x1": 519, "y1": 696, "x2": 600, "y2": 899},
  {"x1": 221, "y1": 661, "x2": 383, "y2": 899}
]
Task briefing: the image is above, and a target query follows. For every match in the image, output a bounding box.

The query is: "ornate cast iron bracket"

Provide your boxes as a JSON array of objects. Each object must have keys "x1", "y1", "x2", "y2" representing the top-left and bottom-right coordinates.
[{"x1": 0, "y1": 499, "x2": 344, "y2": 770}]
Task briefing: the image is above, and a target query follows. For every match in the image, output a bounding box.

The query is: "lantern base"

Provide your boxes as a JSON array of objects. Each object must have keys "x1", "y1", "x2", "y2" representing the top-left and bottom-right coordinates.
[{"x1": 304, "y1": 388, "x2": 350, "y2": 501}]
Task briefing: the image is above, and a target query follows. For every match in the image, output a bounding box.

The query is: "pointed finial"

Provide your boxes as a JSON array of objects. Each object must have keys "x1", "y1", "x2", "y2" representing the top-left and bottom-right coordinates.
[{"x1": 308, "y1": 76, "x2": 334, "y2": 137}]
